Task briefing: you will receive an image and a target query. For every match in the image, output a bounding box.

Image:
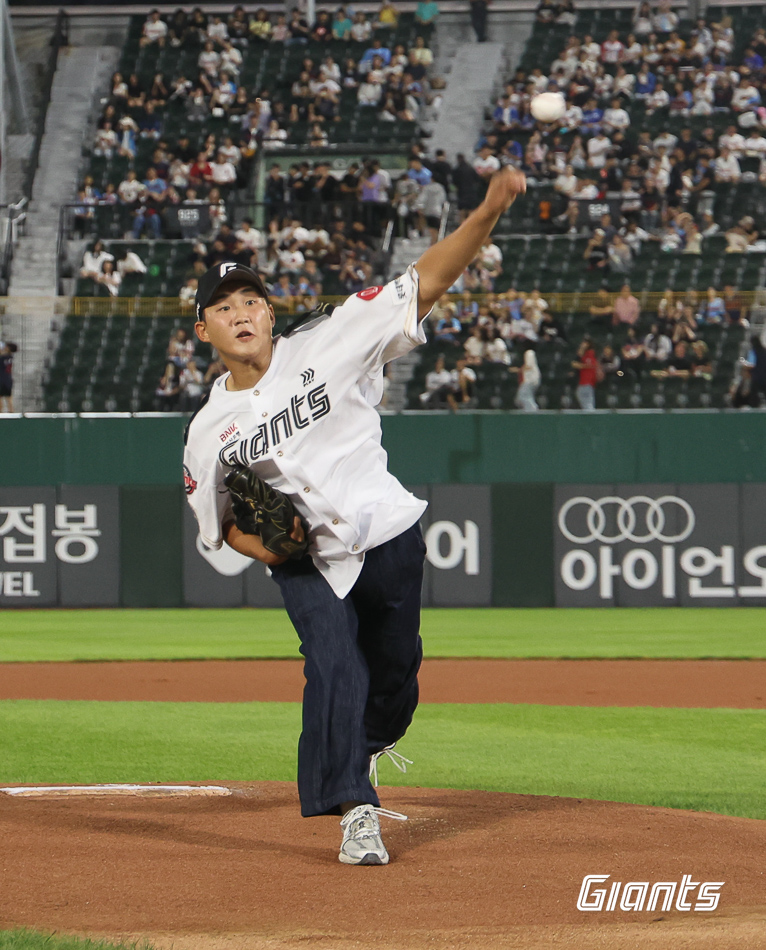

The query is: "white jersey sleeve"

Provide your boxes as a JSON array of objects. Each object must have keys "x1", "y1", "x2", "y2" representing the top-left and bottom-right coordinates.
[
  {"x1": 184, "y1": 442, "x2": 232, "y2": 550},
  {"x1": 329, "y1": 263, "x2": 428, "y2": 374}
]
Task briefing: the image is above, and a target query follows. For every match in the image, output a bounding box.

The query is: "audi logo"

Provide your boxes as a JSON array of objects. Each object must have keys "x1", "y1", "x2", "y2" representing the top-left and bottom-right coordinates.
[{"x1": 558, "y1": 495, "x2": 696, "y2": 545}]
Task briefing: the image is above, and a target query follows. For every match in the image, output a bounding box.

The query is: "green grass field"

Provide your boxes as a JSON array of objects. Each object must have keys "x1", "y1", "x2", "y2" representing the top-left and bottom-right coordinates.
[
  {"x1": 2, "y1": 700, "x2": 764, "y2": 819},
  {"x1": 0, "y1": 932, "x2": 153, "y2": 950},
  {"x1": 2, "y1": 607, "x2": 765, "y2": 661}
]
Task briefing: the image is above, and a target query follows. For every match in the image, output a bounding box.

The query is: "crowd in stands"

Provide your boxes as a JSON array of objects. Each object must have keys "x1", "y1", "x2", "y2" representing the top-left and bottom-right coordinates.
[
  {"x1": 418, "y1": 273, "x2": 749, "y2": 409},
  {"x1": 476, "y1": 0, "x2": 766, "y2": 270},
  {"x1": 74, "y1": 0, "x2": 442, "y2": 243},
  {"x1": 61, "y1": 0, "x2": 766, "y2": 414}
]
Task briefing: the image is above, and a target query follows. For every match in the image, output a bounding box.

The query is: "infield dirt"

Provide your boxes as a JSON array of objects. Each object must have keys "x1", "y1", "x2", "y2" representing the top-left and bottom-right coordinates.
[
  {"x1": 1, "y1": 658, "x2": 765, "y2": 707},
  {"x1": 0, "y1": 783, "x2": 764, "y2": 950}
]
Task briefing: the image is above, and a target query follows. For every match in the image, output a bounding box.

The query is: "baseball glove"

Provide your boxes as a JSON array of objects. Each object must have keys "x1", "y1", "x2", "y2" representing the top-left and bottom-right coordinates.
[{"x1": 223, "y1": 465, "x2": 309, "y2": 560}]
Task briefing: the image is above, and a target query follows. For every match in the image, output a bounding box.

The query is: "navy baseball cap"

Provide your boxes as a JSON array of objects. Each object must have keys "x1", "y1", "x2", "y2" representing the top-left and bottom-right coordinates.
[{"x1": 196, "y1": 262, "x2": 269, "y2": 319}]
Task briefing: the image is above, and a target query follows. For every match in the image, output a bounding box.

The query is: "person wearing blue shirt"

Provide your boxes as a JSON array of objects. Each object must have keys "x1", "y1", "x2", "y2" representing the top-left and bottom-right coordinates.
[
  {"x1": 582, "y1": 98, "x2": 604, "y2": 133},
  {"x1": 406, "y1": 157, "x2": 432, "y2": 186},
  {"x1": 634, "y1": 70, "x2": 657, "y2": 97},
  {"x1": 360, "y1": 39, "x2": 391, "y2": 67},
  {"x1": 435, "y1": 314, "x2": 462, "y2": 344}
]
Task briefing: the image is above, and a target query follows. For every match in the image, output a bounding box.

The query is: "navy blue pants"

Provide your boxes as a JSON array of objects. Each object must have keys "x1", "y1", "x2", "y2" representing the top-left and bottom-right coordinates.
[{"x1": 270, "y1": 524, "x2": 425, "y2": 817}]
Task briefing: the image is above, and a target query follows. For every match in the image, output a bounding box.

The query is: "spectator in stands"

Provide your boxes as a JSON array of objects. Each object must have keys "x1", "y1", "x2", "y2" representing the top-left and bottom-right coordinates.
[
  {"x1": 96, "y1": 259, "x2": 122, "y2": 297},
  {"x1": 179, "y1": 277, "x2": 198, "y2": 309},
  {"x1": 332, "y1": 7, "x2": 353, "y2": 40},
  {"x1": 376, "y1": 0, "x2": 398, "y2": 30},
  {"x1": 644, "y1": 324, "x2": 672, "y2": 366},
  {"x1": 351, "y1": 11, "x2": 372, "y2": 43},
  {"x1": 613, "y1": 283, "x2": 640, "y2": 326},
  {"x1": 652, "y1": 341, "x2": 693, "y2": 380},
  {"x1": 141, "y1": 9, "x2": 167, "y2": 48},
  {"x1": 572, "y1": 338, "x2": 599, "y2": 410},
  {"x1": 600, "y1": 345, "x2": 621, "y2": 379},
  {"x1": 80, "y1": 240, "x2": 114, "y2": 281},
  {"x1": 416, "y1": 0, "x2": 439, "y2": 25},
  {"x1": 93, "y1": 121, "x2": 118, "y2": 157},
  {"x1": 286, "y1": 8, "x2": 310, "y2": 45},
  {"x1": 0, "y1": 340, "x2": 16, "y2": 413},
  {"x1": 583, "y1": 230, "x2": 609, "y2": 273},
  {"x1": 179, "y1": 358, "x2": 205, "y2": 411},
  {"x1": 587, "y1": 287, "x2": 612, "y2": 326},
  {"x1": 469, "y1": 0, "x2": 489, "y2": 42},
  {"x1": 608, "y1": 235, "x2": 633, "y2": 274},
  {"x1": 620, "y1": 327, "x2": 646, "y2": 378},
  {"x1": 250, "y1": 8, "x2": 272, "y2": 42},
  {"x1": 420, "y1": 354, "x2": 454, "y2": 409},
  {"x1": 155, "y1": 366, "x2": 181, "y2": 411},
  {"x1": 513, "y1": 348, "x2": 541, "y2": 411}
]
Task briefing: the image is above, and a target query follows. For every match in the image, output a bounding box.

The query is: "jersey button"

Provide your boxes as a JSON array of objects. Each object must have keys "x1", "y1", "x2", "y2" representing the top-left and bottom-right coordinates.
[
  {"x1": 254, "y1": 390, "x2": 260, "y2": 396},
  {"x1": 353, "y1": 544, "x2": 359, "y2": 551},
  {"x1": 277, "y1": 451, "x2": 283, "y2": 457},
  {"x1": 262, "y1": 412, "x2": 268, "y2": 417},
  {"x1": 332, "y1": 518, "x2": 339, "y2": 525},
  {"x1": 303, "y1": 487, "x2": 310, "y2": 493}
]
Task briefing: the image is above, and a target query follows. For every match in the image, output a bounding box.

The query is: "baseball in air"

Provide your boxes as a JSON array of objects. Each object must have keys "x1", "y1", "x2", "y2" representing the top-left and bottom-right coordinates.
[{"x1": 530, "y1": 92, "x2": 566, "y2": 123}]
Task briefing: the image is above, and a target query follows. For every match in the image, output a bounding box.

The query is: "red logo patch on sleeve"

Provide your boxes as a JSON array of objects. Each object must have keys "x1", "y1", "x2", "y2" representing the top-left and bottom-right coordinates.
[
  {"x1": 356, "y1": 285, "x2": 384, "y2": 301},
  {"x1": 183, "y1": 464, "x2": 197, "y2": 495}
]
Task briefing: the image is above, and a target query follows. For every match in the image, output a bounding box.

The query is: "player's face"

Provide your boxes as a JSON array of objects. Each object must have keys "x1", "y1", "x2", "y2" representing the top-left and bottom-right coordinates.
[{"x1": 196, "y1": 283, "x2": 275, "y2": 363}]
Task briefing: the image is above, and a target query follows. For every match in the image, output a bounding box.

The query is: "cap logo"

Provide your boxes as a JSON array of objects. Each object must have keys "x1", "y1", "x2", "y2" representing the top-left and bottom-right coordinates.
[{"x1": 219, "y1": 262, "x2": 239, "y2": 277}]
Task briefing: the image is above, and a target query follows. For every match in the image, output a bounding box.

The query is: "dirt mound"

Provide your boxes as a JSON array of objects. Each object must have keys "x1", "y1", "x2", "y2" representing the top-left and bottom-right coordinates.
[{"x1": 1, "y1": 783, "x2": 763, "y2": 949}]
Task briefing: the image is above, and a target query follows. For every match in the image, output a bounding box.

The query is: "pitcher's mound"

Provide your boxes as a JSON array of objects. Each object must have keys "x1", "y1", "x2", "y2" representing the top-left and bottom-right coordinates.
[{"x1": 0, "y1": 782, "x2": 763, "y2": 950}]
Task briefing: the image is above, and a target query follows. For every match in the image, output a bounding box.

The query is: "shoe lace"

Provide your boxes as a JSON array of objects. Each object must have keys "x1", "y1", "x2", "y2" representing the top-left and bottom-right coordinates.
[
  {"x1": 369, "y1": 744, "x2": 414, "y2": 787},
  {"x1": 340, "y1": 804, "x2": 408, "y2": 839}
]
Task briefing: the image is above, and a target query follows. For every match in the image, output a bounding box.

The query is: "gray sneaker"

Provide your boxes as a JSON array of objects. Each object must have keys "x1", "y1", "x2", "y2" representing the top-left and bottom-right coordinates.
[{"x1": 338, "y1": 804, "x2": 407, "y2": 866}]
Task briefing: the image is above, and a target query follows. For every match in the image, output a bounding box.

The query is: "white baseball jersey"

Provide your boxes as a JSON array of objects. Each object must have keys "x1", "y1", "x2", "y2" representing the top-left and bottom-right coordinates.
[{"x1": 183, "y1": 264, "x2": 428, "y2": 599}]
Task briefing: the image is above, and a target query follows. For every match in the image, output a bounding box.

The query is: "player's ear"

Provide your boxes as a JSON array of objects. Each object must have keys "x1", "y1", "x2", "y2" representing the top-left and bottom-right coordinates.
[
  {"x1": 268, "y1": 303, "x2": 276, "y2": 328},
  {"x1": 194, "y1": 319, "x2": 209, "y2": 343}
]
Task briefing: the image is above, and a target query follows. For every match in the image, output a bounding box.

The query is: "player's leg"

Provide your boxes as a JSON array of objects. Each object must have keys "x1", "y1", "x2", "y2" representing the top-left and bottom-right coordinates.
[
  {"x1": 270, "y1": 556, "x2": 380, "y2": 818},
  {"x1": 350, "y1": 523, "x2": 426, "y2": 756}
]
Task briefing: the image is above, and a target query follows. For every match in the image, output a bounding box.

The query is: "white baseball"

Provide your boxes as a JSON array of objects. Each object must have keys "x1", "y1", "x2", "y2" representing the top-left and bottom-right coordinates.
[{"x1": 530, "y1": 92, "x2": 566, "y2": 123}]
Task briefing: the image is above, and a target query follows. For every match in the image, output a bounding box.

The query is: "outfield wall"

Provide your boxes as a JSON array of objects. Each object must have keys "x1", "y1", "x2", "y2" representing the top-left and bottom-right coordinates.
[{"x1": 4, "y1": 412, "x2": 766, "y2": 486}]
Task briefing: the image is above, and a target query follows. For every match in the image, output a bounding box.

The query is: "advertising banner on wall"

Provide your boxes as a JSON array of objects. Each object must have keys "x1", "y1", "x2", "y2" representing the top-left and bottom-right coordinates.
[
  {"x1": 0, "y1": 486, "x2": 120, "y2": 607},
  {"x1": 554, "y1": 484, "x2": 766, "y2": 607},
  {"x1": 182, "y1": 484, "x2": 494, "y2": 608}
]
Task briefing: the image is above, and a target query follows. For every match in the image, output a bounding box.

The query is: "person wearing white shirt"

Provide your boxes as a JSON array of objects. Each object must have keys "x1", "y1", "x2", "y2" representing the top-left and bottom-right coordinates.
[
  {"x1": 646, "y1": 84, "x2": 670, "y2": 113},
  {"x1": 198, "y1": 42, "x2": 221, "y2": 78},
  {"x1": 614, "y1": 67, "x2": 636, "y2": 97},
  {"x1": 718, "y1": 127, "x2": 746, "y2": 156},
  {"x1": 207, "y1": 16, "x2": 229, "y2": 44},
  {"x1": 732, "y1": 81, "x2": 761, "y2": 112},
  {"x1": 211, "y1": 155, "x2": 237, "y2": 186},
  {"x1": 184, "y1": 167, "x2": 527, "y2": 865},
  {"x1": 80, "y1": 241, "x2": 114, "y2": 279},
  {"x1": 587, "y1": 133, "x2": 611, "y2": 168},
  {"x1": 714, "y1": 148, "x2": 741, "y2": 183},
  {"x1": 473, "y1": 147, "x2": 501, "y2": 178},
  {"x1": 94, "y1": 124, "x2": 118, "y2": 156},
  {"x1": 141, "y1": 10, "x2": 167, "y2": 47},
  {"x1": 582, "y1": 35, "x2": 600, "y2": 61},
  {"x1": 743, "y1": 130, "x2": 766, "y2": 158},
  {"x1": 603, "y1": 99, "x2": 630, "y2": 133},
  {"x1": 563, "y1": 103, "x2": 583, "y2": 130},
  {"x1": 653, "y1": 131, "x2": 678, "y2": 152},
  {"x1": 555, "y1": 165, "x2": 578, "y2": 197},
  {"x1": 235, "y1": 219, "x2": 264, "y2": 252}
]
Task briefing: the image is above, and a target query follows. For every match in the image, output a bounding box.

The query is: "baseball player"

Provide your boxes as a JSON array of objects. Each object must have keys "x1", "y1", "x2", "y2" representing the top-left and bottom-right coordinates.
[{"x1": 183, "y1": 166, "x2": 526, "y2": 864}]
